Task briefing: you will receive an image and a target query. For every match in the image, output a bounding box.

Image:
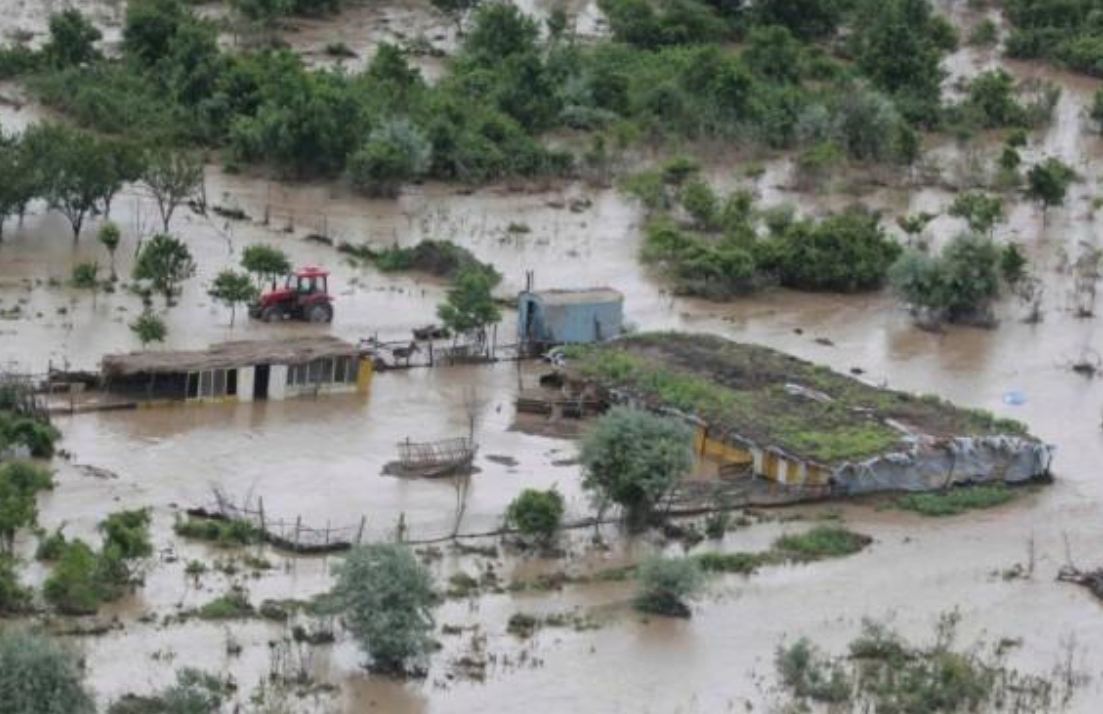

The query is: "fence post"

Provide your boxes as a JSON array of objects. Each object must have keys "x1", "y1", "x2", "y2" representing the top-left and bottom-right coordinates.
[
  {"x1": 356, "y1": 516, "x2": 366, "y2": 544},
  {"x1": 294, "y1": 516, "x2": 302, "y2": 550},
  {"x1": 258, "y1": 497, "x2": 266, "y2": 535},
  {"x1": 324, "y1": 520, "x2": 330, "y2": 546}
]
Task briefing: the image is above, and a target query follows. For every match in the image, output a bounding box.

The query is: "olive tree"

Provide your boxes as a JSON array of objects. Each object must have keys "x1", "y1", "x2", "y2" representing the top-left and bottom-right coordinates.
[
  {"x1": 207, "y1": 269, "x2": 257, "y2": 327},
  {"x1": 330, "y1": 544, "x2": 436, "y2": 674},
  {"x1": 0, "y1": 629, "x2": 95, "y2": 714},
  {"x1": 133, "y1": 234, "x2": 196, "y2": 304},
  {"x1": 579, "y1": 406, "x2": 693, "y2": 524}
]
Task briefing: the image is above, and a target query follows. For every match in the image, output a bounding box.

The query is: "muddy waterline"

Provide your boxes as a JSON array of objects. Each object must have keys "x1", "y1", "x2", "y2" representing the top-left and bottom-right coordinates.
[{"x1": 3, "y1": 1, "x2": 1103, "y2": 711}]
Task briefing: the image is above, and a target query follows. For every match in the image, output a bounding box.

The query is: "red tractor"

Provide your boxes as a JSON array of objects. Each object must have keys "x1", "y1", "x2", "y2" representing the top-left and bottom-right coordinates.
[{"x1": 249, "y1": 266, "x2": 335, "y2": 323}]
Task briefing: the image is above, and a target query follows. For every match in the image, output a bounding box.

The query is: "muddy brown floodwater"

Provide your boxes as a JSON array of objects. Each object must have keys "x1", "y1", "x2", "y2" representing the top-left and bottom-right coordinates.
[{"x1": 4, "y1": 0, "x2": 1103, "y2": 712}]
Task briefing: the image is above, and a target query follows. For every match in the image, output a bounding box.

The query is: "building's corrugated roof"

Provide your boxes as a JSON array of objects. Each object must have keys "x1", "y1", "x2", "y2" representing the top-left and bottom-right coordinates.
[
  {"x1": 101, "y1": 337, "x2": 359, "y2": 376},
  {"x1": 530, "y1": 288, "x2": 624, "y2": 306}
]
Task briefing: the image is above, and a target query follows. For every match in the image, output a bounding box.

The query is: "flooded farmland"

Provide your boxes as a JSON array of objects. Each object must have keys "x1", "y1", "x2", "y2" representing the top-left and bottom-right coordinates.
[{"x1": 4, "y1": 1, "x2": 1103, "y2": 713}]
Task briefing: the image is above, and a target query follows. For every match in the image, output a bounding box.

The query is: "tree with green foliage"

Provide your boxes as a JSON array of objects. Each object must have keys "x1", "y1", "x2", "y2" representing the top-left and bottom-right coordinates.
[
  {"x1": 0, "y1": 462, "x2": 54, "y2": 554},
  {"x1": 0, "y1": 131, "x2": 37, "y2": 240},
  {"x1": 890, "y1": 233, "x2": 1008, "y2": 324},
  {"x1": 207, "y1": 269, "x2": 257, "y2": 326},
  {"x1": 743, "y1": 24, "x2": 803, "y2": 83},
  {"x1": 22, "y1": 123, "x2": 109, "y2": 241},
  {"x1": 240, "y1": 244, "x2": 291, "y2": 288},
  {"x1": 330, "y1": 544, "x2": 436, "y2": 674},
  {"x1": 130, "y1": 310, "x2": 168, "y2": 348},
  {"x1": 896, "y1": 212, "x2": 936, "y2": 247},
  {"x1": 962, "y1": 69, "x2": 1026, "y2": 129},
  {"x1": 634, "y1": 555, "x2": 704, "y2": 617},
  {"x1": 348, "y1": 118, "x2": 432, "y2": 197},
  {"x1": 760, "y1": 205, "x2": 902, "y2": 292},
  {"x1": 123, "y1": 0, "x2": 190, "y2": 65},
  {"x1": 949, "y1": 191, "x2": 1004, "y2": 236},
  {"x1": 505, "y1": 488, "x2": 565, "y2": 545},
  {"x1": 143, "y1": 148, "x2": 204, "y2": 233},
  {"x1": 0, "y1": 629, "x2": 96, "y2": 714},
  {"x1": 755, "y1": 0, "x2": 841, "y2": 40},
  {"x1": 849, "y1": 0, "x2": 956, "y2": 125},
  {"x1": 133, "y1": 234, "x2": 196, "y2": 303},
  {"x1": 437, "y1": 267, "x2": 502, "y2": 346},
  {"x1": 43, "y1": 9, "x2": 103, "y2": 68},
  {"x1": 98, "y1": 221, "x2": 122, "y2": 280},
  {"x1": 579, "y1": 406, "x2": 692, "y2": 524},
  {"x1": 1026, "y1": 157, "x2": 1075, "y2": 221}
]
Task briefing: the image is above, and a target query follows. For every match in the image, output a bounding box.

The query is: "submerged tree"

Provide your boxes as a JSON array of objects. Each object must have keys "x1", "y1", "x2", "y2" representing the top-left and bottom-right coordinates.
[
  {"x1": 949, "y1": 191, "x2": 1004, "y2": 236},
  {"x1": 133, "y1": 234, "x2": 196, "y2": 304},
  {"x1": 890, "y1": 233, "x2": 1010, "y2": 325},
  {"x1": 505, "y1": 488, "x2": 565, "y2": 546},
  {"x1": 579, "y1": 406, "x2": 692, "y2": 525},
  {"x1": 1026, "y1": 157, "x2": 1075, "y2": 222},
  {"x1": 0, "y1": 629, "x2": 96, "y2": 714},
  {"x1": 143, "y1": 148, "x2": 205, "y2": 233},
  {"x1": 437, "y1": 267, "x2": 501, "y2": 351},
  {"x1": 97, "y1": 221, "x2": 122, "y2": 280},
  {"x1": 207, "y1": 269, "x2": 257, "y2": 327},
  {"x1": 240, "y1": 244, "x2": 291, "y2": 288},
  {"x1": 130, "y1": 310, "x2": 168, "y2": 348},
  {"x1": 330, "y1": 544, "x2": 436, "y2": 674}
]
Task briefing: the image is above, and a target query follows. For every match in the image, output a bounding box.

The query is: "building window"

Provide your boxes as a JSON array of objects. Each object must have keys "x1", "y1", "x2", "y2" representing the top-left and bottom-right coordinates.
[{"x1": 189, "y1": 368, "x2": 235, "y2": 399}]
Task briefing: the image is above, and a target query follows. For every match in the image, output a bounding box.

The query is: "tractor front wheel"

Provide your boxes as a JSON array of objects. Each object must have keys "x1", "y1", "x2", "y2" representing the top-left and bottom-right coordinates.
[
  {"x1": 307, "y1": 303, "x2": 333, "y2": 323},
  {"x1": 261, "y1": 306, "x2": 284, "y2": 323}
]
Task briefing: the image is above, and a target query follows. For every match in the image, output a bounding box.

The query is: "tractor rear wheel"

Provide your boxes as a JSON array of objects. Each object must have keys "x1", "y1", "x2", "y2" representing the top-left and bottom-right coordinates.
[
  {"x1": 261, "y1": 306, "x2": 284, "y2": 323},
  {"x1": 307, "y1": 303, "x2": 333, "y2": 323}
]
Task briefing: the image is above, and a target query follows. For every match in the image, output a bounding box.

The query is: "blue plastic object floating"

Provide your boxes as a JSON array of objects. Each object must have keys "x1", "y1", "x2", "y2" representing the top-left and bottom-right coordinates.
[{"x1": 1002, "y1": 390, "x2": 1026, "y2": 406}]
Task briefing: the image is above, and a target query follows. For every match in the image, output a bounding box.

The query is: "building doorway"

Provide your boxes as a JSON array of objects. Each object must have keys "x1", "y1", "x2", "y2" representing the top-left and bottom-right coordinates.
[{"x1": 254, "y1": 364, "x2": 270, "y2": 400}]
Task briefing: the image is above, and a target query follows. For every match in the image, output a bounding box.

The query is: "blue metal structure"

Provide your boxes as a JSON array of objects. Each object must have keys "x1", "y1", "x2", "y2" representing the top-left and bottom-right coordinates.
[{"x1": 517, "y1": 288, "x2": 624, "y2": 345}]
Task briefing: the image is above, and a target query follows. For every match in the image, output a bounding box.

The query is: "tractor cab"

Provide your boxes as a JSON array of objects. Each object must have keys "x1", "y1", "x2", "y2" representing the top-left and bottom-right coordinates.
[{"x1": 250, "y1": 266, "x2": 335, "y2": 323}]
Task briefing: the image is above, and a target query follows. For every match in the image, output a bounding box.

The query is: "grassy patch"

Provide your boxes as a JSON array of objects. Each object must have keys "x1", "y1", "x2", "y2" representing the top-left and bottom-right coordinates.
[
  {"x1": 173, "y1": 515, "x2": 262, "y2": 547},
  {"x1": 694, "y1": 551, "x2": 775, "y2": 574},
  {"x1": 895, "y1": 484, "x2": 1018, "y2": 517},
  {"x1": 773, "y1": 526, "x2": 872, "y2": 560},
  {"x1": 196, "y1": 589, "x2": 254, "y2": 620}
]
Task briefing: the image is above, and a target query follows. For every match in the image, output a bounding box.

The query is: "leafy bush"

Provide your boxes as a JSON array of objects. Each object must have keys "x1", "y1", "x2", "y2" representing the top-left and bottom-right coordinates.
[
  {"x1": 580, "y1": 406, "x2": 693, "y2": 522},
  {"x1": 43, "y1": 539, "x2": 106, "y2": 615},
  {"x1": 0, "y1": 461, "x2": 54, "y2": 553},
  {"x1": 0, "y1": 413, "x2": 60, "y2": 457},
  {"x1": 330, "y1": 544, "x2": 437, "y2": 674},
  {"x1": 348, "y1": 118, "x2": 432, "y2": 197},
  {"x1": 890, "y1": 233, "x2": 1009, "y2": 324},
  {"x1": 633, "y1": 555, "x2": 704, "y2": 617},
  {"x1": 505, "y1": 488, "x2": 565, "y2": 544},
  {"x1": 759, "y1": 205, "x2": 901, "y2": 292},
  {"x1": 0, "y1": 629, "x2": 95, "y2": 714}
]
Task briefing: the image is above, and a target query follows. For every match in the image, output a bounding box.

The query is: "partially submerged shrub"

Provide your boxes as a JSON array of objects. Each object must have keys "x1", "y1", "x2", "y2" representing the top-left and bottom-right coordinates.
[
  {"x1": 174, "y1": 515, "x2": 261, "y2": 547},
  {"x1": 43, "y1": 539, "x2": 105, "y2": 615},
  {"x1": 633, "y1": 555, "x2": 704, "y2": 617},
  {"x1": 580, "y1": 406, "x2": 693, "y2": 524},
  {"x1": 0, "y1": 629, "x2": 95, "y2": 714},
  {"x1": 329, "y1": 544, "x2": 437, "y2": 674},
  {"x1": 0, "y1": 555, "x2": 31, "y2": 614},
  {"x1": 505, "y1": 488, "x2": 565, "y2": 545}
]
